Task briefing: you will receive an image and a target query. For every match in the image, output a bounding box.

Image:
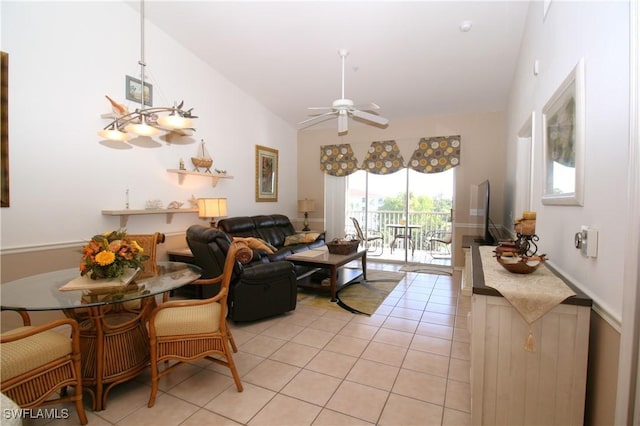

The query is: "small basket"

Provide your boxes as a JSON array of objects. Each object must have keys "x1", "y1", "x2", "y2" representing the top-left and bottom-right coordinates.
[{"x1": 326, "y1": 239, "x2": 360, "y2": 255}]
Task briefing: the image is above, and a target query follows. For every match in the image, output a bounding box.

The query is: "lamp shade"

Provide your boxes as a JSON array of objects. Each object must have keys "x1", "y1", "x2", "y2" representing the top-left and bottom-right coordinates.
[
  {"x1": 297, "y1": 199, "x2": 315, "y2": 213},
  {"x1": 98, "y1": 129, "x2": 131, "y2": 142},
  {"x1": 197, "y1": 198, "x2": 228, "y2": 219},
  {"x1": 157, "y1": 115, "x2": 194, "y2": 130},
  {"x1": 124, "y1": 122, "x2": 162, "y2": 137}
]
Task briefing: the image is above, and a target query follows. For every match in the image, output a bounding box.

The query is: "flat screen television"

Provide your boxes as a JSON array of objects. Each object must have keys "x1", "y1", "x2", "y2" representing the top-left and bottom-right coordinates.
[{"x1": 474, "y1": 180, "x2": 496, "y2": 245}]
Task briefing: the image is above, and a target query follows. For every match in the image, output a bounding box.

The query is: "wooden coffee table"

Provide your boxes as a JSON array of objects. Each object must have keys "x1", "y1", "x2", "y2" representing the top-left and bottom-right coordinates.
[{"x1": 286, "y1": 248, "x2": 367, "y2": 302}]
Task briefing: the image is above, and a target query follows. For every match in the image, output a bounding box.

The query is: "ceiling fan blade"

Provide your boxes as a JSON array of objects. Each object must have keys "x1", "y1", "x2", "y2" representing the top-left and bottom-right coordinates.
[
  {"x1": 298, "y1": 111, "x2": 337, "y2": 125},
  {"x1": 307, "y1": 106, "x2": 334, "y2": 110},
  {"x1": 351, "y1": 109, "x2": 389, "y2": 126},
  {"x1": 352, "y1": 102, "x2": 380, "y2": 111},
  {"x1": 338, "y1": 112, "x2": 348, "y2": 133}
]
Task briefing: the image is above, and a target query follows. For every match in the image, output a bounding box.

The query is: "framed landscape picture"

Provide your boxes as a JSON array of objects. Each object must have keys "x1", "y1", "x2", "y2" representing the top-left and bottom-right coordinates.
[
  {"x1": 125, "y1": 75, "x2": 153, "y2": 106},
  {"x1": 255, "y1": 145, "x2": 278, "y2": 202},
  {"x1": 542, "y1": 58, "x2": 585, "y2": 206}
]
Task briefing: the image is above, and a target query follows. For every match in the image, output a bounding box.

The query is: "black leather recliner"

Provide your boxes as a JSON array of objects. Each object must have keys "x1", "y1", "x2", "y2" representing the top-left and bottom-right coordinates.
[{"x1": 185, "y1": 225, "x2": 297, "y2": 322}]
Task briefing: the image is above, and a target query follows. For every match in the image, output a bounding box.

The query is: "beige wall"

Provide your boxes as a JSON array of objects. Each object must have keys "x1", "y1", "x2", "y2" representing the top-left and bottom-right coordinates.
[
  {"x1": 297, "y1": 111, "x2": 506, "y2": 268},
  {"x1": 585, "y1": 312, "x2": 620, "y2": 425}
]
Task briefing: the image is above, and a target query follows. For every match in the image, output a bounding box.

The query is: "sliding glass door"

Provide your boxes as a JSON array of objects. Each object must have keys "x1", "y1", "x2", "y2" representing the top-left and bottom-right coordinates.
[{"x1": 346, "y1": 168, "x2": 453, "y2": 265}]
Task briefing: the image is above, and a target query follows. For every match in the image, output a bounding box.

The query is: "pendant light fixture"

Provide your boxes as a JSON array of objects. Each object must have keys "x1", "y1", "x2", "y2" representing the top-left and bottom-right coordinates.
[{"x1": 98, "y1": 0, "x2": 196, "y2": 142}]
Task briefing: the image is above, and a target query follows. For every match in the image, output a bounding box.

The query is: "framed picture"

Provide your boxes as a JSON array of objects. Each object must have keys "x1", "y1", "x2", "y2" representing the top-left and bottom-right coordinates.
[
  {"x1": 542, "y1": 58, "x2": 585, "y2": 206},
  {"x1": 255, "y1": 145, "x2": 278, "y2": 202},
  {"x1": 125, "y1": 75, "x2": 152, "y2": 106}
]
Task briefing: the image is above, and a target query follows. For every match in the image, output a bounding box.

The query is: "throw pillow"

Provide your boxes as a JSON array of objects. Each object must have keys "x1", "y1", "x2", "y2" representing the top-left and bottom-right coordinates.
[
  {"x1": 283, "y1": 232, "x2": 321, "y2": 246},
  {"x1": 232, "y1": 237, "x2": 276, "y2": 254}
]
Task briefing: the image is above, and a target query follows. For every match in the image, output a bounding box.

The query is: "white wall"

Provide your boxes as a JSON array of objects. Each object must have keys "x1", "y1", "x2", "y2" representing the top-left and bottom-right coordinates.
[
  {"x1": 504, "y1": 1, "x2": 630, "y2": 322},
  {"x1": 0, "y1": 1, "x2": 297, "y2": 250}
]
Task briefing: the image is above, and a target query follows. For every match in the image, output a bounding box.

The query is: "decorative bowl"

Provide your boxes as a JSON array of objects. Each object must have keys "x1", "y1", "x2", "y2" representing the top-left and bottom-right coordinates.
[
  {"x1": 495, "y1": 253, "x2": 547, "y2": 274},
  {"x1": 326, "y1": 239, "x2": 360, "y2": 255}
]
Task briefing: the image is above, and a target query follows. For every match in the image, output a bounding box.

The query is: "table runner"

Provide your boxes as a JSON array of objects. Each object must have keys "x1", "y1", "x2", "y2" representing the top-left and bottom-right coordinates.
[{"x1": 479, "y1": 246, "x2": 576, "y2": 350}]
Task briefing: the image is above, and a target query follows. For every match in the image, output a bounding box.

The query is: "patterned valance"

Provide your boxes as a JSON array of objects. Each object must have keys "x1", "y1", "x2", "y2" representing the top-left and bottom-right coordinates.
[
  {"x1": 360, "y1": 140, "x2": 405, "y2": 175},
  {"x1": 408, "y1": 135, "x2": 461, "y2": 173},
  {"x1": 320, "y1": 144, "x2": 360, "y2": 176}
]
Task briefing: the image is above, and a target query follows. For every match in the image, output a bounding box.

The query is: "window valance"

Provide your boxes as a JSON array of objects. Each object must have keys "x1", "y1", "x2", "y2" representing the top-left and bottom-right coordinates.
[
  {"x1": 360, "y1": 140, "x2": 405, "y2": 175},
  {"x1": 408, "y1": 135, "x2": 461, "y2": 173},
  {"x1": 319, "y1": 144, "x2": 359, "y2": 176},
  {"x1": 319, "y1": 136, "x2": 461, "y2": 177}
]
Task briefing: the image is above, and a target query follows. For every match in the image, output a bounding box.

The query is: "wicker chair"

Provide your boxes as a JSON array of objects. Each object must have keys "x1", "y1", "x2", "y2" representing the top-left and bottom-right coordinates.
[
  {"x1": 147, "y1": 240, "x2": 250, "y2": 407},
  {"x1": 0, "y1": 312, "x2": 88, "y2": 425},
  {"x1": 126, "y1": 232, "x2": 165, "y2": 279},
  {"x1": 127, "y1": 232, "x2": 167, "y2": 303}
]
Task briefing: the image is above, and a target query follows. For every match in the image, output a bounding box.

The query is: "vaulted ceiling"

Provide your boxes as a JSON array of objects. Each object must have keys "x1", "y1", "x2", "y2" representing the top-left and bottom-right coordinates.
[{"x1": 139, "y1": 1, "x2": 530, "y2": 129}]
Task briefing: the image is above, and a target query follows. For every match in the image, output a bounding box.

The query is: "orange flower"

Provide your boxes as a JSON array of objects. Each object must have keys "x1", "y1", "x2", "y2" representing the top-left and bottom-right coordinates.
[
  {"x1": 95, "y1": 250, "x2": 116, "y2": 266},
  {"x1": 80, "y1": 229, "x2": 149, "y2": 279}
]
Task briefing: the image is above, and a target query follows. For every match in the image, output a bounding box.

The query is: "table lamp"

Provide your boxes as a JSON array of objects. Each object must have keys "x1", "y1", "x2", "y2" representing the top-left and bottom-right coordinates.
[
  {"x1": 197, "y1": 198, "x2": 228, "y2": 227},
  {"x1": 297, "y1": 199, "x2": 315, "y2": 231}
]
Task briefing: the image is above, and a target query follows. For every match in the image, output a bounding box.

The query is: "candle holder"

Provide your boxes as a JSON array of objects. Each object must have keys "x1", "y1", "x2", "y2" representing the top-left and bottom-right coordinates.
[{"x1": 514, "y1": 233, "x2": 539, "y2": 257}]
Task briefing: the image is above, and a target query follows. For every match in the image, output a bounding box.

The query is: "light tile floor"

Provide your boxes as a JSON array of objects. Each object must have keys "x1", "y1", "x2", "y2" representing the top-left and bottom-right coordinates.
[{"x1": 25, "y1": 264, "x2": 471, "y2": 426}]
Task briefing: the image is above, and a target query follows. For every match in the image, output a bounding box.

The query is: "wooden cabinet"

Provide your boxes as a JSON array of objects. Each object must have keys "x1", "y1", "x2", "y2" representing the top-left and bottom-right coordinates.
[
  {"x1": 469, "y1": 243, "x2": 592, "y2": 425},
  {"x1": 461, "y1": 236, "x2": 476, "y2": 296}
]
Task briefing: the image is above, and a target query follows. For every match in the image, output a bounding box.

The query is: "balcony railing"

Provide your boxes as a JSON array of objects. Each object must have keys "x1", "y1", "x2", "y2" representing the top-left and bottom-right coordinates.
[{"x1": 346, "y1": 210, "x2": 451, "y2": 252}]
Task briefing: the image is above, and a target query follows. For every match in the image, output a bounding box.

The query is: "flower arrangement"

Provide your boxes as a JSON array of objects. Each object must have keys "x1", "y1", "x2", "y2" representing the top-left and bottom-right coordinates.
[{"x1": 80, "y1": 229, "x2": 148, "y2": 280}]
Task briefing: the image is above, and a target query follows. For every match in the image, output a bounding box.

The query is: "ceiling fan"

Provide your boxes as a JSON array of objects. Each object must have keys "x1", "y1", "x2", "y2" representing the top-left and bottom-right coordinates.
[{"x1": 299, "y1": 49, "x2": 389, "y2": 134}]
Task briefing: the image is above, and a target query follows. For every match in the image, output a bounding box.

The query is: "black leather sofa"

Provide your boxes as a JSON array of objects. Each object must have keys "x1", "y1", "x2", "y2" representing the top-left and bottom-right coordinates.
[
  {"x1": 185, "y1": 225, "x2": 298, "y2": 322},
  {"x1": 217, "y1": 214, "x2": 325, "y2": 265}
]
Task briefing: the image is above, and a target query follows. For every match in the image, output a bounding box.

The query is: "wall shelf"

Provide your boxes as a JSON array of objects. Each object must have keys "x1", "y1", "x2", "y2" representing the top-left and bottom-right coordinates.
[
  {"x1": 167, "y1": 169, "x2": 233, "y2": 187},
  {"x1": 102, "y1": 208, "x2": 198, "y2": 227}
]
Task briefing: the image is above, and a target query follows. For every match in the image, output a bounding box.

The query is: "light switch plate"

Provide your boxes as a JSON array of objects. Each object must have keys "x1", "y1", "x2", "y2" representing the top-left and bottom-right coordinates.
[{"x1": 586, "y1": 229, "x2": 598, "y2": 257}]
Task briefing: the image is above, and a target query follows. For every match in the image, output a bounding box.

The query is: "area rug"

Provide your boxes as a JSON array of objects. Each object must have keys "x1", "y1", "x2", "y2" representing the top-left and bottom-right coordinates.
[
  {"x1": 399, "y1": 264, "x2": 453, "y2": 275},
  {"x1": 297, "y1": 269, "x2": 405, "y2": 315}
]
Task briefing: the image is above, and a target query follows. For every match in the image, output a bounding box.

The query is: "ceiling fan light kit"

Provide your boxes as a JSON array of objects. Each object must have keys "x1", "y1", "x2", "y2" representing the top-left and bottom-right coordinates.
[{"x1": 300, "y1": 49, "x2": 389, "y2": 134}]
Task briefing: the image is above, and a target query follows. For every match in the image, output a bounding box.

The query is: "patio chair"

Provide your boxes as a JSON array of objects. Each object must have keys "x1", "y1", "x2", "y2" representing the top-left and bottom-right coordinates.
[
  {"x1": 427, "y1": 229, "x2": 452, "y2": 255},
  {"x1": 350, "y1": 217, "x2": 384, "y2": 255},
  {"x1": 0, "y1": 311, "x2": 88, "y2": 425}
]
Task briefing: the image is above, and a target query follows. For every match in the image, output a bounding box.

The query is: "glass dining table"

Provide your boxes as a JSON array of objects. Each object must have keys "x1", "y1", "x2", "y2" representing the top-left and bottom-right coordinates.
[{"x1": 1, "y1": 261, "x2": 202, "y2": 411}]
